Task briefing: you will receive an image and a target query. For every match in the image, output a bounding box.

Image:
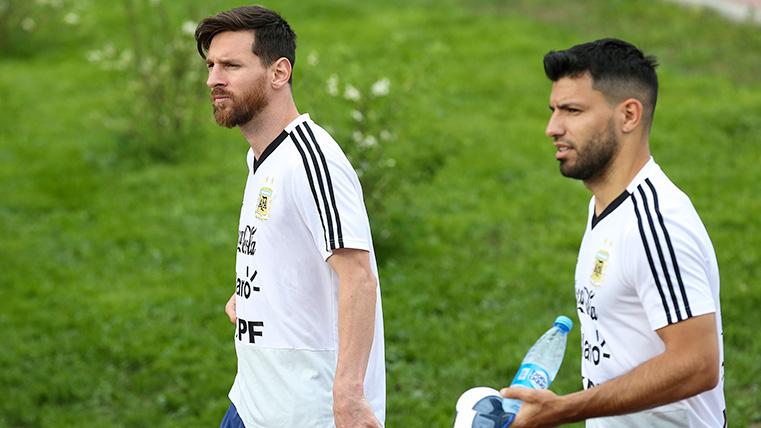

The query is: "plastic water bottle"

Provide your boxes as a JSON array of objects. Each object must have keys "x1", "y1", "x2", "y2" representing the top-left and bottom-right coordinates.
[
  {"x1": 501, "y1": 315, "x2": 573, "y2": 426},
  {"x1": 453, "y1": 316, "x2": 573, "y2": 428}
]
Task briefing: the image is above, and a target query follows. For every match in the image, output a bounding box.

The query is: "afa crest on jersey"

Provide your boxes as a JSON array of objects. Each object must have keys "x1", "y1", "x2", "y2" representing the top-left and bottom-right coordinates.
[
  {"x1": 256, "y1": 186, "x2": 273, "y2": 220},
  {"x1": 590, "y1": 248, "x2": 609, "y2": 287}
]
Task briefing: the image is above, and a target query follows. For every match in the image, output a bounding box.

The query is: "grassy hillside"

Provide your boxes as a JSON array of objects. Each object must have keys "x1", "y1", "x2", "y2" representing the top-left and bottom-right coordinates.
[{"x1": 1, "y1": 0, "x2": 760, "y2": 426}]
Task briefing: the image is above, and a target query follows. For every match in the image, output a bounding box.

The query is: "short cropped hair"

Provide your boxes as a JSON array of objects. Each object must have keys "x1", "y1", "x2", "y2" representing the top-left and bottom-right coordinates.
[
  {"x1": 195, "y1": 5, "x2": 296, "y2": 82},
  {"x1": 544, "y1": 38, "x2": 659, "y2": 125}
]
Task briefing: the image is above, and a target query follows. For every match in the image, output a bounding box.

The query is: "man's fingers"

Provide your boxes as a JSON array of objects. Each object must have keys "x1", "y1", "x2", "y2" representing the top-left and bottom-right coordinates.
[
  {"x1": 225, "y1": 294, "x2": 236, "y2": 324},
  {"x1": 500, "y1": 387, "x2": 528, "y2": 400}
]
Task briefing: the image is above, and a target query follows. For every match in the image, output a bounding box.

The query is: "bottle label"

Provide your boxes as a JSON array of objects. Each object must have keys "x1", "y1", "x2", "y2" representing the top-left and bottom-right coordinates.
[{"x1": 511, "y1": 363, "x2": 551, "y2": 389}]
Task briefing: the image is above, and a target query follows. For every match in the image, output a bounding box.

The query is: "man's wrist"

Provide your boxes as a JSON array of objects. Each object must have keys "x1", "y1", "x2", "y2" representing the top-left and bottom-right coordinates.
[
  {"x1": 553, "y1": 389, "x2": 587, "y2": 424},
  {"x1": 333, "y1": 375, "x2": 365, "y2": 402}
]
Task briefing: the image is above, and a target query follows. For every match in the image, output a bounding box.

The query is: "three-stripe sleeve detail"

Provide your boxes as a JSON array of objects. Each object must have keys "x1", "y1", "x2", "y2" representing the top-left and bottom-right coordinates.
[
  {"x1": 631, "y1": 193, "x2": 673, "y2": 324},
  {"x1": 291, "y1": 123, "x2": 344, "y2": 251},
  {"x1": 645, "y1": 178, "x2": 692, "y2": 318},
  {"x1": 292, "y1": 133, "x2": 329, "y2": 250},
  {"x1": 631, "y1": 180, "x2": 692, "y2": 324},
  {"x1": 304, "y1": 122, "x2": 344, "y2": 248}
]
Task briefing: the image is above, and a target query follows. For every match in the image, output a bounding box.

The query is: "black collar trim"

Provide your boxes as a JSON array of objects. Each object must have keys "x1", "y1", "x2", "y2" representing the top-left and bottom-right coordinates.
[
  {"x1": 591, "y1": 190, "x2": 631, "y2": 229},
  {"x1": 253, "y1": 130, "x2": 289, "y2": 173}
]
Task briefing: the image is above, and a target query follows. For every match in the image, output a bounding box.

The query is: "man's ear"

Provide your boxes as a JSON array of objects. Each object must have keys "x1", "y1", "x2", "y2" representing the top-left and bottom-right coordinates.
[
  {"x1": 620, "y1": 98, "x2": 643, "y2": 134},
  {"x1": 271, "y1": 57, "x2": 292, "y2": 89}
]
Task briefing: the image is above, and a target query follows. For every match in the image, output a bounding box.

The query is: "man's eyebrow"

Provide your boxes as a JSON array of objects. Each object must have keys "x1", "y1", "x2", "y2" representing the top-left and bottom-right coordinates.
[
  {"x1": 206, "y1": 57, "x2": 239, "y2": 64},
  {"x1": 555, "y1": 102, "x2": 584, "y2": 110}
]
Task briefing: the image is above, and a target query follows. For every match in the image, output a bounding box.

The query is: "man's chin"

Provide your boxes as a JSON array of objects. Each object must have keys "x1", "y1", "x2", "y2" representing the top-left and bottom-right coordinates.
[
  {"x1": 213, "y1": 110, "x2": 238, "y2": 128},
  {"x1": 559, "y1": 163, "x2": 583, "y2": 180}
]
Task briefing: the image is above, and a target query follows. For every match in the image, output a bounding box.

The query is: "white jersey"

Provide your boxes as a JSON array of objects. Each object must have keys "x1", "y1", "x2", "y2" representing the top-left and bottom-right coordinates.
[
  {"x1": 228, "y1": 114, "x2": 385, "y2": 427},
  {"x1": 574, "y1": 159, "x2": 725, "y2": 427}
]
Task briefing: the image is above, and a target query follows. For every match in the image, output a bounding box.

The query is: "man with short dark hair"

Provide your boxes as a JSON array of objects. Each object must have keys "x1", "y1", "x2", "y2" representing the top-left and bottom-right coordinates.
[
  {"x1": 194, "y1": 6, "x2": 385, "y2": 427},
  {"x1": 501, "y1": 39, "x2": 726, "y2": 427}
]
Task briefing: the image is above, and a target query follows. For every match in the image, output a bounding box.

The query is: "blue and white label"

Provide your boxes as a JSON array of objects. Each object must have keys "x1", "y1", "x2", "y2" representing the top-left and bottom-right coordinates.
[{"x1": 511, "y1": 363, "x2": 550, "y2": 389}]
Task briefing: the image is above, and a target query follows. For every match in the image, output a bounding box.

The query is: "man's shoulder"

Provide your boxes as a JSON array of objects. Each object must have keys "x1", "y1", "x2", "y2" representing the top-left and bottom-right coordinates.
[{"x1": 630, "y1": 162, "x2": 697, "y2": 218}]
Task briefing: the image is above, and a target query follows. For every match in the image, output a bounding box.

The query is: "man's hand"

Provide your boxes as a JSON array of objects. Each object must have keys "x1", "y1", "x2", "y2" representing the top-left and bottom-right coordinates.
[
  {"x1": 499, "y1": 387, "x2": 561, "y2": 428},
  {"x1": 224, "y1": 292, "x2": 236, "y2": 324},
  {"x1": 333, "y1": 383, "x2": 381, "y2": 428}
]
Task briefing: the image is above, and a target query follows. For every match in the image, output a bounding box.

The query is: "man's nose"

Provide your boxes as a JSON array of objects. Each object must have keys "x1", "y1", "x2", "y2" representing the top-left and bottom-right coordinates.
[
  {"x1": 207, "y1": 65, "x2": 225, "y2": 89},
  {"x1": 545, "y1": 113, "x2": 563, "y2": 139}
]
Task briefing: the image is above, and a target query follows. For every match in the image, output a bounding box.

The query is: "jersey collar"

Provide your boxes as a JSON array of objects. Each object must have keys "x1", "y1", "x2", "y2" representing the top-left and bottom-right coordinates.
[
  {"x1": 590, "y1": 157, "x2": 660, "y2": 229},
  {"x1": 252, "y1": 113, "x2": 312, "y2": 173},
  {"x1": 253, "y1": 130, "x2": 289, "y2": 173},
  {"x1": 591, "y1": 190, "x2": 630, "y2": 229}
]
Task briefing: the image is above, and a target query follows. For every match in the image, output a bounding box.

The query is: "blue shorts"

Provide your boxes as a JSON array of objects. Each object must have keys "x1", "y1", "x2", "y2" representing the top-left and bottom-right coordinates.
[{"x1": 220, "y1": 402, "x2": 246, "y2": 428}]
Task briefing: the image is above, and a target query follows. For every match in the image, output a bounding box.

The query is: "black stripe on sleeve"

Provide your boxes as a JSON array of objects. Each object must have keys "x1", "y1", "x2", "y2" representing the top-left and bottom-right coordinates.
[
  {"x1": 637, "y1": 184, "x2": 684, "y2": 322},
  {"x1": 304, "y1": 122, "x2": 344, "y2": 248},
  {"x1": 646, "y1": 178, "x2": 692, "y2": 318},
  {"x1": 292, "y1": 132, "x2": 330, "y2": 252},
  {"x1": 631, "y1": 192, "x2": 673, "y2": 324},
  {"x1": 295, "y1": 125, "x2": 337, "y2": 250}
]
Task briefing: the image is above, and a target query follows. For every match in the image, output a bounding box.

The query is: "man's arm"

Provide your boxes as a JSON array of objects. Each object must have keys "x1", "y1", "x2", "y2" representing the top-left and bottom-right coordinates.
[
  {"x1": 501, "y1": 313, "x2": 720, "y2": 427},
  {"x1": 328, "y1": 248, "x2": 381, "y2": 428}
]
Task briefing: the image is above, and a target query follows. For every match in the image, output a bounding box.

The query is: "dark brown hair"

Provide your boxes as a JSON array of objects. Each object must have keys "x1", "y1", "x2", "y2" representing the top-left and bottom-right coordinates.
[{"x1": 195, "y1": 5, "x2": 296, "y2": 80}]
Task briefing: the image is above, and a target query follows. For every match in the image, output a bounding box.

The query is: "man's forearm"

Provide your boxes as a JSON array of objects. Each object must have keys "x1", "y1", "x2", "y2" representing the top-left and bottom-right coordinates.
[
  {"x1": 334, "y1": 271, "x2": 377, "y2": 389},
  {"x1": 559, "y1": 357, "x2": 705, "y2": 423},
  {"x1": 554, "y1": 316, "x2": 719, "y2": 424}
]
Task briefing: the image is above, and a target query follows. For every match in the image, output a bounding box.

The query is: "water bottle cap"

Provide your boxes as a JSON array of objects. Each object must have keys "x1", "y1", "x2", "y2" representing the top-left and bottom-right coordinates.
[{"x1": 554, "y1": 315, "x2": 573, "y2": 332}]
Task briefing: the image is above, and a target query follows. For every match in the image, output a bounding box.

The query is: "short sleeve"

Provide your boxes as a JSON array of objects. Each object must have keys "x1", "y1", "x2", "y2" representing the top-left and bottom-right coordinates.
[
  {"x1": 624, "y1": 209, "x2": 718, "y2": 331},
  {"x1": 290, "y1": 131, "x2": 371, "y2": 261}
]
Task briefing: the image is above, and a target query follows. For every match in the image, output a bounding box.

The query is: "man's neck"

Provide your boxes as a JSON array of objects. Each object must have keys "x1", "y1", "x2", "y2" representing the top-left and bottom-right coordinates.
[{"x1": 239, "y1": 101, "x2": 300, "y2": 159}]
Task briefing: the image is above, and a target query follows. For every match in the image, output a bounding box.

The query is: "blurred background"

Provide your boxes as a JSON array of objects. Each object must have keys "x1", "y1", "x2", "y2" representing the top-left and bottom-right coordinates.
[{"x1": 1, "y1": 0, "x2": 760, "y2": 426}]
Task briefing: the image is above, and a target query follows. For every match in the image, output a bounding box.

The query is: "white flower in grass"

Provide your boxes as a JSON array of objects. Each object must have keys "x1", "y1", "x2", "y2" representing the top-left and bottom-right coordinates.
[
  {"x1": 86, "y1": 49, "x2": 102, "y2": 63},
  {"x1": 307, "y1": 51, "x2": 319, "y2": 66},
  {"x1": 380, "y1": 129, "x2": 392, "y2": 141},
  {"x1": 352, "y1": 131, "x2": 364, "y2": 143},
  {"x1": 326, "y1": 74, "x2": 339, "y2": 96},
  {"x1": 350, "y1": 109, "x2": 363, "y2": 122},
  {"x1": 385, "y1": 158, "x2": 397, "y2": 168},
  {"x1": 181, "y1": 21, "x2": 196, "y2": 36},
  {"x1": 360, "y1": 134, "x2": 377, "y2": 148},
  {"x1": 63, "y1": 12, "x2": 80, "y2": 25},
  {"x1": 371, "y1": 78, "x2": 390, "y2": 96},
  {"x1": 344, "y1": 84, "x2": 361, "y2": 101},
  {"x1": 21, "y1": 17, "x2": 36, "y2": 32}
]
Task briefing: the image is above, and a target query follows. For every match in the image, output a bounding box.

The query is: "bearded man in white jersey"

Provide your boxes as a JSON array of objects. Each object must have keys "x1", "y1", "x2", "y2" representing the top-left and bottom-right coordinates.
[
  {"x1": 194, "y1": 6, "x2": 385, "y2": 428},
  {"x1": 500, "y1": 39, "x2": 726, "y2": 427}
]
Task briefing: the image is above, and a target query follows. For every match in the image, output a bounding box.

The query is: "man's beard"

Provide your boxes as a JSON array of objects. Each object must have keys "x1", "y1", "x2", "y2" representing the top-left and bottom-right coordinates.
[
  {"x1": 211, "y1": 76, "x2": 269, "y2": 128},
  {"x1": 560, "y1": 119, "x2": 619, "y2": 181}
]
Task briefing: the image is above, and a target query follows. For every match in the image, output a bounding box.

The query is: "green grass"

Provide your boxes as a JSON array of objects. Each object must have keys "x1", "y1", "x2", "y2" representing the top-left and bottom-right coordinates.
[{"x1": 2, "y1": 0, "x2": 761, "y2": 426}]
